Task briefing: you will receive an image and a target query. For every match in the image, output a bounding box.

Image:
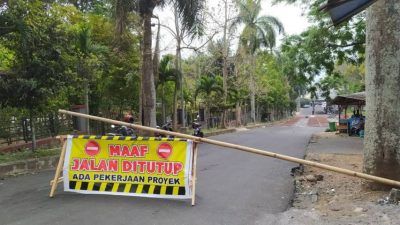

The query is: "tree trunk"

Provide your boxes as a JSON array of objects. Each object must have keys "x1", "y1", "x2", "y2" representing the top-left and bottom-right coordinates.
[
  {"x1": 29, "y1": 110, "x2": 36, "y2": 151},
  {"x1": 174, "y1": 8, "x2": 185, "y2": 129},
  {"x1": 138, "y1": 75, "x2": 143, "y2": 125},
  {"x1": 249, "y1": 56, "x2": 256, "y2": 123},
  {"x1": 141, "y1": 13, "x2": 157, "y2": 129},
  {"x1": 115, "y1": 0, "x2": 127, "y2": 44},
  {"x1": 85, "y1": 82, "x2": 90, "y2": 133},
  {"x1": 162, "y1": 84, "x2": 166, "y2": 124},
  {"x1": 138, "y1": 18, "x2": 143, "y2": 127},
  {"x1": 312, "y1": 100, "x2": 315, "y2": 115},
  {"x1": 221, "y1": 0, "x2": 229, "y2": 128},
  {"x1": 363, "y1": 0, "x2": 400, "y2": 190},
  {"x1": 153, "y1": 17, "x2": 160, "y2": 86},
  {"x1": 153, "y1": 17, "x2": 160, "y2": 125},
  {"x1": 207, "y1": 102, "x2": 211, "y2": 129},
  {"x1": 173, "y1": 82, "x2": 178, "y2": 130},
  {"x1": 236, "y1": 102, "x2": 241, "y2": 126}
]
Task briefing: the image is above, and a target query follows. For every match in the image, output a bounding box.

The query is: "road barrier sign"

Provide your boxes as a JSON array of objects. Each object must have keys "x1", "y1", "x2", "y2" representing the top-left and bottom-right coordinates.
[
  {"x1": 50, "y1": 135, "x2": 199, "y2": 205},
  {"x1": 51, "y1": 110, "x2": 400, "y2": 206},
  {"x1": 84, "y1": 140, "x2": 100, "y2": 156}
]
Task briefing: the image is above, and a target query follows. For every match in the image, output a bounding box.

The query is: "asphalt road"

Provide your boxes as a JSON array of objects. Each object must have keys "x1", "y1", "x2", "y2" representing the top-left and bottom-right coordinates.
[{"x1": 0, "y1": 112, "x2": 324, "y2": 225}]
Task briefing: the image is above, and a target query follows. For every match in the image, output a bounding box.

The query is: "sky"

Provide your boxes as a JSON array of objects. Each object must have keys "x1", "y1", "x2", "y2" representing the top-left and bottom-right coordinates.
[{"x1": 154, "y1": 0, "x2": 310, "y2": 58}]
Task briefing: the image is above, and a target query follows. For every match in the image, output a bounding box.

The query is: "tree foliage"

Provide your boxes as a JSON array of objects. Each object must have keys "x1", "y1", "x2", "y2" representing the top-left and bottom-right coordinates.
[
  {"x1": 276, "y1": 0, "x2": 366, "y2": 98},
  {"x1": 0, "y1": 0, "x2": 141, "y2": 144},
  {"x1": 235, "y1": 0, "x2": 284, "y2": 54},
  {"x1": 0, "y1": 1, "x2": 78, "y2": 112},
  {"x1": 0, "y1": 0, "x2": 305, "y2": 146}
]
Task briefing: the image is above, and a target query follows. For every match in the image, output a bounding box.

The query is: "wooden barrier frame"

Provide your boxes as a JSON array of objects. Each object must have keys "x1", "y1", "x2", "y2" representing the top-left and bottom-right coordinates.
[
  {"x1": 191, "y1": 142, "x2": 199, "y2": 206},
  {"x1": 49, "y1": 135, "x2": 199, "y2": 205},
  {"x1": 49, "y1": 136, "x2": 67, "y2": 198},
  {"x1": 53, "y1": 110, "x2": 400, "y2": 190}
]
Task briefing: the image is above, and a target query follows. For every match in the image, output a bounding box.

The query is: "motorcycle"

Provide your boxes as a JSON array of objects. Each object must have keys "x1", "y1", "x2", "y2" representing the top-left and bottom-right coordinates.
[
  {"x1": 192, "y1": 120, "x2": 204, "y2": 138},
  {"x1": 106, "y1": 124, "x2": 136, "y2": 137},
  {"x1": 155, "y1": 121, "x2": 174, "y2": 138}
]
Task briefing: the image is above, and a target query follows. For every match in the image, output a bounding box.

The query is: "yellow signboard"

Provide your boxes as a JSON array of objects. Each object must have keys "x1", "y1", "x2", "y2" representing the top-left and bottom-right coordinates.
[{"x1": 63, "y1": 135, "x2": 193, "y2": 199}]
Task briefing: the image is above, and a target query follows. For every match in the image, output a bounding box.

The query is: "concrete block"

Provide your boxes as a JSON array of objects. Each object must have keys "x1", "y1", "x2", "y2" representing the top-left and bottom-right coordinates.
[
  {"x1": 27, "y1": 159, "x2": 37, "y2": 170},
  {"x1": 389, "y1": 188, "x2": 400, "y2": 204},
  {"x1": 0, "y1": 164, "x2": 14, "y2": 176},
  {"x1": 13, "y1": 162, "x2": 27, "y2": 173},
  {"x1": 37, "y1": 159, "x2": 45, "y2": 170}
]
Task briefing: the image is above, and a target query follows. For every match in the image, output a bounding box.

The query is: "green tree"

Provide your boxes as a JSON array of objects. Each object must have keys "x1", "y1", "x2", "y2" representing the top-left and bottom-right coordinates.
[
  {"x1": 0, "y1": 44, "x2": 14, "y2": 71},
  {"x1": 157, "y1": 55, "x2": 180, "y2": 124},
  {"x1": 276, "y1": 0, "x2": 365, "y2": 112},
  {"x1": 115, "y1": 0, "x2": 205, "y2": 129},
  {"x1": 317, "y1": 63, "x2": 365, "y2": 102},
  {"x1": 277, "y1": 0, "x2": 365, "y2": 92},
  {"x1": 195, "y1": 75, "x2": 223, "y2": 128},
  {"x1": 0, "y1": 1, "x2": 78, "y2": 150},
  {"x1": 76, "y1": 24, "x2": 101, "y2": 133},
  {"x1": 0, "y1": 0, "x2": 142, "y2": 142},
  {"x1": 235, "y1": 0, "x2": 284, "y2": 123},
  {"x1": 317, "y1": 72, "x2": 344, "y2": 101},
  {"x1": 256, "y1": 52, "x2": 292, "y2": 121},
  {"x1": 88, "y1": 11, "x2": 141, "y2": 121},
  {"x1": 276, "y1": 0, "x2": 400, "y2": 189}
]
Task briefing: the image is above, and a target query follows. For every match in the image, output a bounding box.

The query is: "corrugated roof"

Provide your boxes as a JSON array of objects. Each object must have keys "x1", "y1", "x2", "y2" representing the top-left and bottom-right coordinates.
[
  {"x1": 331, "y1": 91, "x2": 365, "y2": 106},
  {"x1": 320, "y1": 0, "x2": 377, "y2": 26}
]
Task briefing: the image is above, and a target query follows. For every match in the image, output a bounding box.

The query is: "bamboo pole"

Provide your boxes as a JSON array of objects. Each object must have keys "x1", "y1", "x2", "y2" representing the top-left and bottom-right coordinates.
[{"x1": 58, "y1": 109, "x2": 400, "y2": 188}]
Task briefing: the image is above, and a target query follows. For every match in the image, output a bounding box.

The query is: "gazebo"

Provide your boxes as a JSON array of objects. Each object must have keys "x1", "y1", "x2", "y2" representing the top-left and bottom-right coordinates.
[
  {"x1": 331, "y1": 91, "x2": 365, "y2": 106},
  {"x1": 331, "y1": 91, "x2": 365, "y2": 134}
]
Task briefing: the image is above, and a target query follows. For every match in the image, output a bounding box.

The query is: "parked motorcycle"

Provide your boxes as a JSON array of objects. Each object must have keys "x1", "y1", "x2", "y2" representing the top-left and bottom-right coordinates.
[
  {"x1": 155, "y1": 121, "x2": 174, "y2": 138},
  {"x1": 106, "y1": 124, "x2": 136, "y2": 137},
  {"x1": 192, "y1": 120, "x2": 204, "y2": 138}
]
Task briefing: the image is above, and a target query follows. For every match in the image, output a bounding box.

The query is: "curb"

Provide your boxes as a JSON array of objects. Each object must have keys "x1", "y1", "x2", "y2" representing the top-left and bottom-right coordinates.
[
  {"x1": 203, "y1": 116, "x2": 294, "y2": 137},
  {"x1": 0, "y1": 155, "x2": 59, "y2": 178},
  {"x1": 203, "y1": 123, "x2": 269, "y2": 137},
  {"x1": 0, "y1": 137, "x2": 59, "y2": 153},
  {"x1": 0, "y1": 117, "x2": 294, "y2": 177},
  {"x1": 204, "y1": 128, "x2": 236, "y2": 137}
]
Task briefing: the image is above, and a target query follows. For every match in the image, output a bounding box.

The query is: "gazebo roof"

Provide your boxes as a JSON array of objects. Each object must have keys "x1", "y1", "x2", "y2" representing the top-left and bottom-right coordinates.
[
  {"x1": 319, "y1": 0, "x2": 378, "y2": 26},
  {"x1": 331, "y1": 91, "x2": 365, "y2": 106}
]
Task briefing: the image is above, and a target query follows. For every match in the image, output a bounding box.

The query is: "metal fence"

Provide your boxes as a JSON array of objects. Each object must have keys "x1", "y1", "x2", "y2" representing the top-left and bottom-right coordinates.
[
  {"x1": 0, "y1": 111, "x2": 73, "y2": 146},
  {"x1": 0, "y1": 106, "x2": 294, "y2": 147}
]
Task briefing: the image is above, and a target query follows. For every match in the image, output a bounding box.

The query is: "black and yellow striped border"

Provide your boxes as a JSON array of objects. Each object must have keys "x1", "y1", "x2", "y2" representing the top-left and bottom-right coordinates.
[
  {"x1": 69, "y1": 181, "x2": 186, "y2": 196},
  {"x1": 71, "y1": 135, "x2": 186, "y2": 142}
]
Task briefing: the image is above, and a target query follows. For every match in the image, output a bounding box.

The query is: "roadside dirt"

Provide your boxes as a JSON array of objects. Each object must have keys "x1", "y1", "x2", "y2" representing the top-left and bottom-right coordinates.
[
  {"x1": 280, "y1": 116, "x2": 302, "y2": 126},
  {"x1": 307, "y1": 116, "x2": 329, "y2": 127},
  {"x1": 272, "y1": 133, "x2": 400, "y2": 225}
]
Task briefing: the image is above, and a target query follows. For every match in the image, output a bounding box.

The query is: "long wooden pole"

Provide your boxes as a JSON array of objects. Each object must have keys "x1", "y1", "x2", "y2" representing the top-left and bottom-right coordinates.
[{"x1": 58, "y1": 109, "x2": 400, "y2": 188}]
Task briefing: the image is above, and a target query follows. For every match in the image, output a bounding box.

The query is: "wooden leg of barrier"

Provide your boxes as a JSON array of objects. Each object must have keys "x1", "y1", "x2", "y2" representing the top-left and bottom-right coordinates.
[
  {"x1": 49, "y1": 138, "x2": 67, "y2": 198},
  {"x1": 50, "y1": 177, "x2": 64, "y2": 186},
  {"x1": 191, "y1": 142, "x2": 199, "y2": 206}
]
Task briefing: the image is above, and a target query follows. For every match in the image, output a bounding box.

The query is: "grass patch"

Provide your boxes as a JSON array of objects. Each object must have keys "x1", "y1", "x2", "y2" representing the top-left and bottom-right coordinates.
[{"x1": 0, "y1": 148, "x2": 61, "y2": 164}]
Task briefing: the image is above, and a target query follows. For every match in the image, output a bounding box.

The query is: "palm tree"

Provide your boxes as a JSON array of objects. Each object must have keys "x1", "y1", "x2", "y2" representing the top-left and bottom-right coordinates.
[
  {"x1": 195, "y1": 75, "x2": 223, "y2": 128},
  {"x1": 77, "y1": 25, "x2": 93, "y2": 133},
  {"x1": 76, "y1": 23, "x2": 106, "y2": 133},
  {"x1": 157, "y1": 55, "x2": 180, "y2": 124},
  {"x1": 235, "y1": 0, "x2": 284, "y2": 123},
  {"x1": 115, "y1": 0, "x2": 205, "y2": 128},
  {"x1": 308, "y1": 85, "x2": 317, "y2": 115}
]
